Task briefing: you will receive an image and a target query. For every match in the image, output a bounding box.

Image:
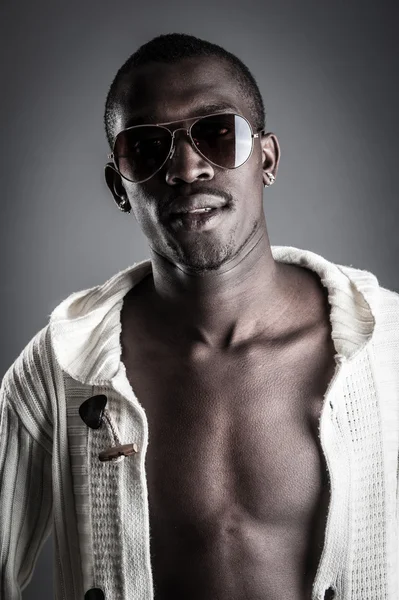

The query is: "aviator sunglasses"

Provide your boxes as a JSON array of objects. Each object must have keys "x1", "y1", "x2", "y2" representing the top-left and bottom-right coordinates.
[{"x1": 108, "y1": 112, "x2": 265, "y2": 183}]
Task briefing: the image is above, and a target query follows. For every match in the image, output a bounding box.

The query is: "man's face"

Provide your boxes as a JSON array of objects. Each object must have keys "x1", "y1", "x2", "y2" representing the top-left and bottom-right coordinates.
[{"x1": 107, "y1": 56, "x2": 277, "y2": 273}]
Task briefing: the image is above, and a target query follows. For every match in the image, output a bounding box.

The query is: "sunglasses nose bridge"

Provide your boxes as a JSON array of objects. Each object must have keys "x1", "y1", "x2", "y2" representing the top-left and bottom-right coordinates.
[{"x1": 168, "y1": 126, "x2": 193, "y2": 160}]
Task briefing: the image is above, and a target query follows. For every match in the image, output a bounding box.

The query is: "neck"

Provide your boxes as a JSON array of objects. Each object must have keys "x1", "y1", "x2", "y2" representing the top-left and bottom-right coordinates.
[{"x1": 145, "y1": 217, "x2": 304, "y2": 349}]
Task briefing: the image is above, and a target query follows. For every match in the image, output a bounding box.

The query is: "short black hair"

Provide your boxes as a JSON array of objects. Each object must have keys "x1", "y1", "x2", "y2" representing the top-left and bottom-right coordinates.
[{"x1": 104, "y1": 33, "x2": 266, "y2": 148}]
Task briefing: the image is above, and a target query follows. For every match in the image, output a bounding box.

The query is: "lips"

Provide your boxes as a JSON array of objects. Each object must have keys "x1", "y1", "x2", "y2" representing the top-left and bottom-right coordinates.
[
  {"x1": 168, "y1": 194, "x2": 228, "y2": 217},
  {"x1": 168, "y1": 205, "x2": 227, "y2": 231}
]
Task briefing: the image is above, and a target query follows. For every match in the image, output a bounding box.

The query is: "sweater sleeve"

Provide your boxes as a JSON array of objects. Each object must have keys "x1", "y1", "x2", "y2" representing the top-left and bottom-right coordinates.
[{"x1": 0, "y1": 327, "x2": 54, "y2": 599}]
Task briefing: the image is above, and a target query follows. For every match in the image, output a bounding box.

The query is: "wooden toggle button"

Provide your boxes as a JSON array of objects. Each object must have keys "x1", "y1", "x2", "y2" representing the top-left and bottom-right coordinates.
[{"x1": 98, "y1": 443, "x2": 138, "y2": 462}]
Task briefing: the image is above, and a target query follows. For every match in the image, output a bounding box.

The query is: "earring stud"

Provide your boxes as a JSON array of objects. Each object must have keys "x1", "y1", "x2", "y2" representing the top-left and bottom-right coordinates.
[
  {"x1": 118, "y1": 198, "x2": 131, "y2": 213},
  {"x1": 264, "y1": 173, "x2": 275, "y2": 187}
]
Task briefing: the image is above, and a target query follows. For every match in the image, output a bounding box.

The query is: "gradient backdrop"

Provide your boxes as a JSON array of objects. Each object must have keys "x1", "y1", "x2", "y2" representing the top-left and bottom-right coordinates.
[{"x1": 1, "y1": 0, "x2": 398, "y2": 598}]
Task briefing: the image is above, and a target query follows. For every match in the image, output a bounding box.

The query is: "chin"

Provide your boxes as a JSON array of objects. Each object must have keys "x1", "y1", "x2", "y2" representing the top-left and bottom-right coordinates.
[{"x1": 163, "y1": 235, "x2": 236, "y2": 273}]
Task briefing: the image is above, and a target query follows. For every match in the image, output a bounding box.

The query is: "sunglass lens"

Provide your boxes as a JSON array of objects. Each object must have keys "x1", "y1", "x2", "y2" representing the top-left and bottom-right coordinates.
[
  {"x1": 191, "y1": 114, "x2": 253, "y2": 169},
  {"x1": 114, "y1": 126, "x2": 171, "y2": 182}
]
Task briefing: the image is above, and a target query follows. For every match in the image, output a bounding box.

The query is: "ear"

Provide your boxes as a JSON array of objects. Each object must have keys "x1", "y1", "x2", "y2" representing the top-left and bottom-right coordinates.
[
  {"x1": 104, "y1": 163, "x2": 130, "y2": 210},
  {"x1": 260, "y1": 133, "x2": 280, "y2": 186}
]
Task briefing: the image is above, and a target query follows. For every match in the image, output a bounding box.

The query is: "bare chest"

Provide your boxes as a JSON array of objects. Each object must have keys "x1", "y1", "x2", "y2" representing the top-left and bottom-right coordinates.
[
  {"x1": 120, "y1": 304, "x2": 337, "y2": 599},
  {"x1": 123, "y1": 334, "x2": 335, "y2": 518}
]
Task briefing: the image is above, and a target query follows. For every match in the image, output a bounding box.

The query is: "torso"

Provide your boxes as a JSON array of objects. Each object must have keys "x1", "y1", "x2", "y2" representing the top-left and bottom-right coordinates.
[{"x1": 120, "y1": 265, "x2": 337, "y2": 600}]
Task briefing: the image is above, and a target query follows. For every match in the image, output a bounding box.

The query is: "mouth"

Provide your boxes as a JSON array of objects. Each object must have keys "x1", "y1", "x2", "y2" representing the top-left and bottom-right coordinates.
[
  {"x1": 167, "y1": 192, "x2": 228, "y2": 215},
  {"x1": 168, "y1": 206, "x2": 229, "y2": 232}
]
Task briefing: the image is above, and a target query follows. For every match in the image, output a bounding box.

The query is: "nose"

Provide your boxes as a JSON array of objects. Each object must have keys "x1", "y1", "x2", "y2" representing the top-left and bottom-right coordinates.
[{"x1": 165, "y1": 129, "x2": 214, "y2": 185}]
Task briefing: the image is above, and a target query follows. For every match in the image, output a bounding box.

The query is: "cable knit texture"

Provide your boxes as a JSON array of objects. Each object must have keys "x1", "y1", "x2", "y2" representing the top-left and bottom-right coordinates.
[{"x1": 0, "y1": 245, "x2": 398, "y2": 600}]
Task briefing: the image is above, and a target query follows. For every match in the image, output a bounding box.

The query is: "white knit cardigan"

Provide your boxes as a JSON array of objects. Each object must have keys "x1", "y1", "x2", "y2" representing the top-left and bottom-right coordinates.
[{"x1": 0, "y1": 245, "x2": 398, "y2": 600}]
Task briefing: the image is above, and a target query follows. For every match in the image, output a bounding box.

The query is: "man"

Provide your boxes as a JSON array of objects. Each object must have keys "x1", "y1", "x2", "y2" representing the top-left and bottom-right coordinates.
[{"x1": 0, "y1": 33, "x2": 398, "y2": 600}]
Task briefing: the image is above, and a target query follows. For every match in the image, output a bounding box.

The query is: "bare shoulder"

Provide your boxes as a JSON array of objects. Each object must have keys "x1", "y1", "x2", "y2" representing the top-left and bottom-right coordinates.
[
  {"x1": 120, "y1": 273, "x2": 163, "y2": 350},
  {"x1": 278, "y1": 263, "x2": 332, "y2": 338}
]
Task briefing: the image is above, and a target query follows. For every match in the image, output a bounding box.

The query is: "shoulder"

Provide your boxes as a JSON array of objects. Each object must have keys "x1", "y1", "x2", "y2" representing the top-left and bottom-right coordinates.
[
  {"x1": 1, "y1": 324, "x2": 53, "y2": 396},
  {"x1": 1, "y1": 324, "x2": 54, "y2": 452}
]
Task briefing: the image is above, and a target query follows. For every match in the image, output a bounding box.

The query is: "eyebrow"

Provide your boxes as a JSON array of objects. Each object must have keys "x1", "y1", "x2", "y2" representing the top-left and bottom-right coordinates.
[{"x1": 124, "y1": 102, "x2": 237, "y2": 128}]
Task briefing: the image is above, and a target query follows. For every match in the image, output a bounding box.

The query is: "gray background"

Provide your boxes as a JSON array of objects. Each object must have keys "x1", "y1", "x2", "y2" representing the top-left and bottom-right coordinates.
[{"x1": 0, "y1": 0, "x2": 398, "y2": 597}]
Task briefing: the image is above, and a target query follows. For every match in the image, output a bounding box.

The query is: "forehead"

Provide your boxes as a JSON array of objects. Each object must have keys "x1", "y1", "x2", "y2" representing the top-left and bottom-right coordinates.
[{"x1": 115, "y1": 56, "x2": 249, "y2": 132}]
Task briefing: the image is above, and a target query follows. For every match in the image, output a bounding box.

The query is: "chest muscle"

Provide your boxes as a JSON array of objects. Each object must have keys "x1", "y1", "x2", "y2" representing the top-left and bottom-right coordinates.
[{"x1": 122, "y1": 328, "x2": 336, "y2": 528}]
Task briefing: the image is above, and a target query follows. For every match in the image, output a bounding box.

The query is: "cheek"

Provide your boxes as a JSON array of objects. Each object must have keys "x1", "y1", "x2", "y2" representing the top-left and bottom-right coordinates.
[
  {"x1": 232, "y1": 162, "x2": 263, "y2": 204},
  {"x1": 126, "y1": 186, "x2": 152, "y2": 218},
  {"x1": 250, "y1": 148, "x2": 265, "y2": 181},
  {"x1": 126, "y1": 187, "x2": 170, "y2": 244},
  {"x1": 132, "y1": 203, "x2": 156, "y2": 234}
]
